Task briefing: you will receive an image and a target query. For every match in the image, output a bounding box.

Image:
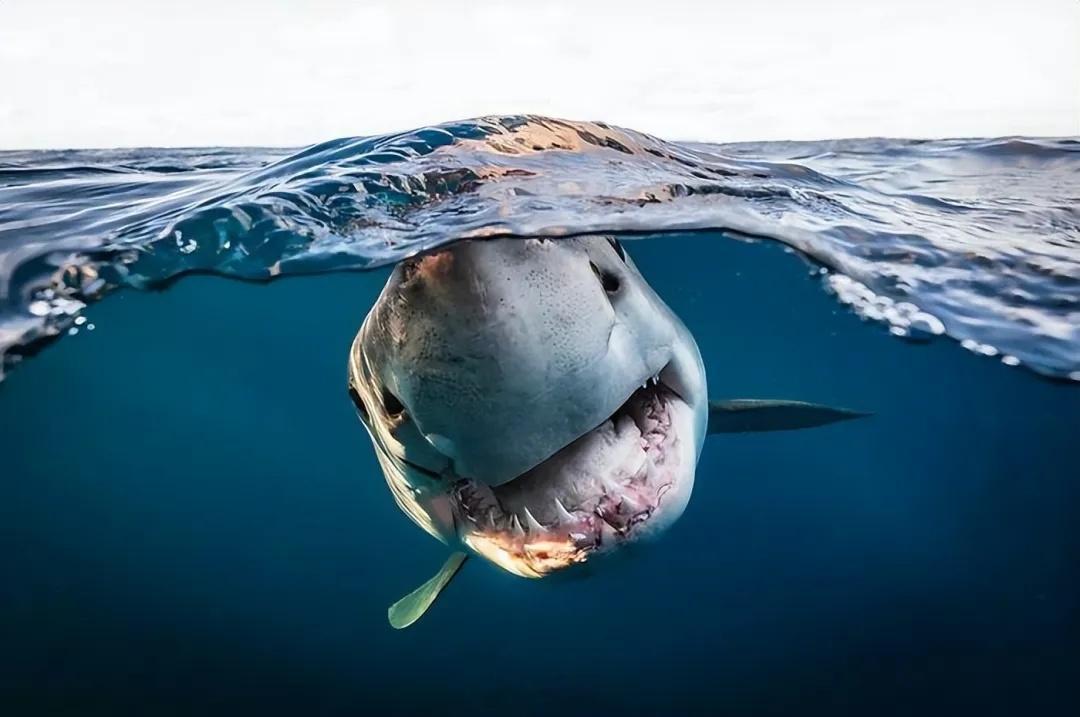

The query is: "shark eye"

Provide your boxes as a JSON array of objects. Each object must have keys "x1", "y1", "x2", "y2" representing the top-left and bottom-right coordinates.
[
  {"x1": 348, "y1": 385, "x2": 370, "y2": 423},
  {"x1": 590, "y1": 261, "x2": 620, "y2": 294},
  {"x1": 607, "y1": 237, "x2": 627, "y2": 262},
  {"x1": 382, "y1": 386, "x2": 406, "y2": 416}
]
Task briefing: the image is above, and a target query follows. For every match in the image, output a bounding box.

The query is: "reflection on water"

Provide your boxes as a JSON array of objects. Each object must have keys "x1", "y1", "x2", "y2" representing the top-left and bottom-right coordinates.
[{"x1": 1, "y1": 117, "x2": 1078, "y2": 381}]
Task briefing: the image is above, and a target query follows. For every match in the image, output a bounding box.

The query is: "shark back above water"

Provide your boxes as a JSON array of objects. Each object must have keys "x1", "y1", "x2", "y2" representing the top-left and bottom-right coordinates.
[{"x1": 347, "y1": 236, "x2": 867, "y2": 628}]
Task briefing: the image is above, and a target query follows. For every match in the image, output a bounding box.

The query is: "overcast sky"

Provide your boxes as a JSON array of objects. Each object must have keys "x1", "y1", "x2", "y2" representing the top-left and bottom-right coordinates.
[{"x1": 1, "y1": 0, "x2": 1077, "y2": 149}]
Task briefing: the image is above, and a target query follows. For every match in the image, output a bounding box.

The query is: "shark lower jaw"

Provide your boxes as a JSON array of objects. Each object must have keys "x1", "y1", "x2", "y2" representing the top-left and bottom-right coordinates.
[{"x1": 451, "y1": 376, "x2": 697, "y2": 578}]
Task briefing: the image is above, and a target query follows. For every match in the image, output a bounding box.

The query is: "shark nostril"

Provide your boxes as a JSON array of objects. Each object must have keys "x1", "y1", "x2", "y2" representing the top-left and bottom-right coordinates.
[
  {"x1": 590, "y1": 261, "x2": 620, "y2": 294},
  {"x1": 348, "y1": 385, "x2": 370, "y2": 422}
]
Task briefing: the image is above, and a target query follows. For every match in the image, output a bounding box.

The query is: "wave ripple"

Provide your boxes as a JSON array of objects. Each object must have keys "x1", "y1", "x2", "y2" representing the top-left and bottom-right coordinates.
[{"x1": 1, "y1": 116, "x2": 1077, "y2": 379}]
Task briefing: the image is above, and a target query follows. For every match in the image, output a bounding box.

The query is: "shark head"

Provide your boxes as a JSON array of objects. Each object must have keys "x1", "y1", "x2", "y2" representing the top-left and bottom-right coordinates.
[{"x1": 348, "y1": 236, "x2": 708, "y2": 577}]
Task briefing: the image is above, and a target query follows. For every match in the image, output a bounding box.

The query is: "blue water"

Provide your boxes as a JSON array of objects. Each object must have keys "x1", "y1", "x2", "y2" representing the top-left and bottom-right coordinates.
[{"x1": 1, "y1": 117, "x2": 1079, "y2": 714}]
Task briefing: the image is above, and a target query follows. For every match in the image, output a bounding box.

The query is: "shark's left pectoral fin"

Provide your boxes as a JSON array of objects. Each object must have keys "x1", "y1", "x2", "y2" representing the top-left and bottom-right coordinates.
[
  {"x1": 388, "y1": 551, "x2": 468, "y2": 630},
  {"x1": 708, "y1": 399, "x2": 870, "y2": 435}
]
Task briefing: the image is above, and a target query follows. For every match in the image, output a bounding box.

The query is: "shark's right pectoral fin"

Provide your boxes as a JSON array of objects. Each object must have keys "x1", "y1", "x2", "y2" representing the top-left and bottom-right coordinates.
[
  {"x1": 708, "y1": 399, "x2": 870, "y2": 434},
  {"x1": 388, "y1": 551, "x2": 468, "y2": 630}
]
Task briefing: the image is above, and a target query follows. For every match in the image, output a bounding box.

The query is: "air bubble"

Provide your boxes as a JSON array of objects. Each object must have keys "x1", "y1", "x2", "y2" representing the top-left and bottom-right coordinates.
[
  {"x1": 909, "y1": 313, "x2": 945, "y2": 337},
  {"x1": 825, "y1": 274, "x2": 952, "y2": 346}
]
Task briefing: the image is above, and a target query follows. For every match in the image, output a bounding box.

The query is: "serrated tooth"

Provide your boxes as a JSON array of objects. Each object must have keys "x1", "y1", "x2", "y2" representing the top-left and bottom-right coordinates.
[
  {"x1": 510, "y1": 514, "x2": 525, "y2": 537},
  {"x1": 598, "y1": 512, "x2": 621, "y2": 532},
  {"x1": 521, "y1": 505, "x2": 545, "y2": 534},
  {"x1": 621, "y1": 493, "x2": 645, "y2": 513},
  {"x1": 553, "y1": 498, "x2": 576, "y2": 523}
]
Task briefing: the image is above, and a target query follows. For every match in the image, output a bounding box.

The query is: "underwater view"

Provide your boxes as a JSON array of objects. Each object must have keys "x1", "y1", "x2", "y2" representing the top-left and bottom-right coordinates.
[{"x1": 2, "y1": 116, "x2": 1079, "y2": 714}]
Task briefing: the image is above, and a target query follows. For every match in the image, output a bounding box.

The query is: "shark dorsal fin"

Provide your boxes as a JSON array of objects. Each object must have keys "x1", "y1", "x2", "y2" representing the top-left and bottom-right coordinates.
[
  {"x1": 388, "y1": 552, "x2": 468, "y2": 629},
  {"x1": 708, "y1": 399, "x2": 869, "y2": 434}
]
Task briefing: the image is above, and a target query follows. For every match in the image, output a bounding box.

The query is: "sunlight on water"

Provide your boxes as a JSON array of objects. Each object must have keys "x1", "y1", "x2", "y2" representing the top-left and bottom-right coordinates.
[{"x1": 0, "y1": 116, "x2": 1077, "y2": 380}]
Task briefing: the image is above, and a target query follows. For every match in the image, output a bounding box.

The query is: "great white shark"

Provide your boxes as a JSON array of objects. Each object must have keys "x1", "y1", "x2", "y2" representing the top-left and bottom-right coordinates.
[{"x1": 347, "y1": 236, "x2": 867, "y2": 628}]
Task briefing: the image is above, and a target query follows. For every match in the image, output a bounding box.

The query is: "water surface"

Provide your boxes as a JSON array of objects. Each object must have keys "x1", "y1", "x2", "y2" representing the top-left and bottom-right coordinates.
[{"x1": 1, "y1": 116, "x2": 1077, "y2": 380}]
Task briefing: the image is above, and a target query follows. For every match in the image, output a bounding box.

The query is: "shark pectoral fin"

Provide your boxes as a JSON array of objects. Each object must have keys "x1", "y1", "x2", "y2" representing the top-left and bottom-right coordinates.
[
  {"x1": 707, "y1": 399, "x2": 870, "y2": 435},
  {"x1": 388, "y1": 552, "x2": 468, "y2": 630}
]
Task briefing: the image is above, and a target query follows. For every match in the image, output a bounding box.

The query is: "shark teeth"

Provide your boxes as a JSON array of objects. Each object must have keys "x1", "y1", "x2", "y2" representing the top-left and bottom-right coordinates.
[
  {"x1": 521, "y1": 505, "x2": 545, "y2": 534},
  {"x1": 620, "y1": 493, "x2": 645, "y2": 513},
  {"x1": 449, "y1": 365, "x2": 684, "y2": 571},
  {"x1": 640, "y1": 373, "x2": 661, "y2": 390},
  {"x1": 553, "y1": 497, "x2": 576, "y2": 523}
]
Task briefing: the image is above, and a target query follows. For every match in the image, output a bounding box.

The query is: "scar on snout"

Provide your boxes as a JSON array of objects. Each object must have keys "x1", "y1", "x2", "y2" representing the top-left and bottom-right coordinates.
[
  {"x1": 415, "y1": 250, "x2": 455, "y2": 279},
  {"x1": 401, "y1": 249, "x2": 456, "y2": 287}
]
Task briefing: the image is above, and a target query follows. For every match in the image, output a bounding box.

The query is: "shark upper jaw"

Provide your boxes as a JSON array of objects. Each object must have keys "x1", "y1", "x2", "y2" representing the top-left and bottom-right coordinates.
[{"x1": 447, "y1": 361, "x2": 698, "y2": 578}]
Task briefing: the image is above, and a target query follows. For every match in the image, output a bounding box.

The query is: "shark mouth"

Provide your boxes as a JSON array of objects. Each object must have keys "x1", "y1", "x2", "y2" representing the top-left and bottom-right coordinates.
[{"x1": 451, "y1": 368, "x2": 696, "y2": 578}]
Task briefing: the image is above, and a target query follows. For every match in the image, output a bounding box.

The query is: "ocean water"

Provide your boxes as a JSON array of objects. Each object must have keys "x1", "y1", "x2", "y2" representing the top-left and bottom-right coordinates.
[{"x1": 1, "y1": 117, "x2": 1078, "y2": 714}]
